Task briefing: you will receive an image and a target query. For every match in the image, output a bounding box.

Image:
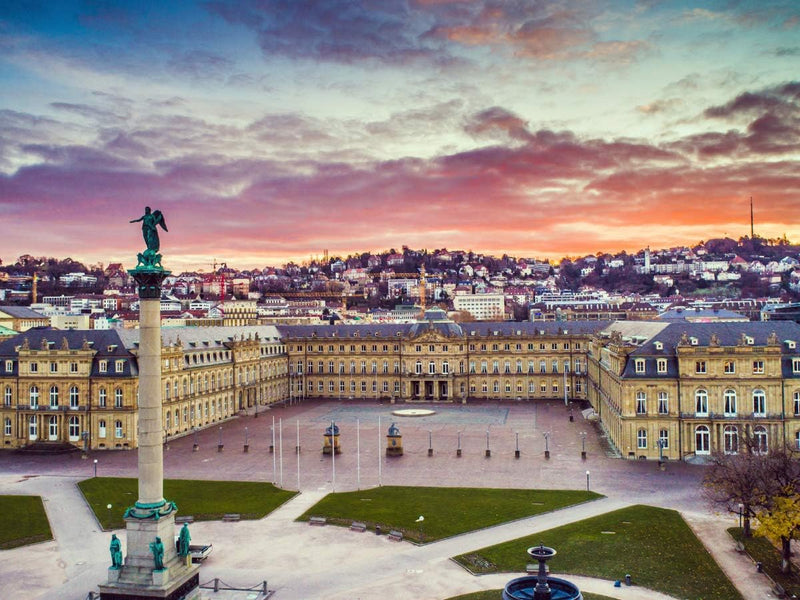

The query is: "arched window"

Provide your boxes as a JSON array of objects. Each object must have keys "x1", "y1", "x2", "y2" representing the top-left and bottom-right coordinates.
[
  {"x1": 415, "y1": 360, "x2": 422, "y2": 375},
  {"x1": 68, "y1": 416, "x2": 79, "y2": 440},
  {"x1": 724, "y1": 425, "x2": 738, "y2": 454},
  {"x1": 723, "y1": 389, "x2": 737, "y2": 417},
  {"x1": 794, "y1": 391, "x2": 800, "y2": 416},
  {"x1": 753, "y1": 390, "x2": 766, "y2": 417},
  {"x1": 4, "y1": 417, "x2": 11, "y2": 436},
  {"x1": 795, "y1": 430, "x2": 800, "y2": 450},
  {"x1": 493, "y1": 381, "x2": 500, "y2": 393},
  {"x1": 174, "y1": 410, "x2": 179, "y2": 428},
  {"x1": 48, "y1": 416, "x2": 58, "y2": 440},
  {"x1": 69, "y1": 386, "x2": 79, "y2": 408},
  {"x1": 115, "y1": 420, "x2": 123, "y2": 439},
  {"x1": 114, "y1": 388, "x2": 123, "y2": 408},
  {"x1": 99, "y1": 420, "x2": 107, "y2": 438},
  {"x1": 4, "y1": 386, "x2": 11, "y2": 406},
  {"x1": 636, "y1": 392, "x2": 646, "y2": 415},
  {"x1": 29, "y1": 385, "x2": 39, "y2": 408},
  {"x1": 658, "y1": 428, "x2": 669, "y2": 449},
  {"x1": 695, "y1": 425, "x2": 710, "y2": 454},
  {"x1": 165, "y1": 382, "x2": 170, "y2": 400},
  {"x1": 98, "y1": 388, "x2": 107, "y2": 407},
  {"x1": 637, "y1": 428, "x2": 647, "y2": 449},
  {"x1": 29, "y1": 415, "x2": 37, "y2": 440},
  {"x1": 49, "y1": 385, "x2": 59, "y2": 408},
  {"x1": 429, "y1": 361, "x2": 436, "y2": 375},
  {"x1": 658, "y1": 391, "x2": 669, "y2": 414},
  {"x1": 754, "y1": 425, "x2": 768, "y2": 454},
  {"x1": 695, "y1": 389, "x2": 708, "y2": 416}
]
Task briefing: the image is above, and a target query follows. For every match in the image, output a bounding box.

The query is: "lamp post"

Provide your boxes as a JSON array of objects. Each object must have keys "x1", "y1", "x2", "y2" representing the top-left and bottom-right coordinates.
[
  {"x1": 217, "y1": 425, "x2": 223, "y2": 452},
  {"x1": 543, "y1": 431, "x2": 551, "y2": 459},
  {"x1": 192, "y1": 426, "x2": 199, "y2": 452},
  {"x1": 428, "y1": 430, "x2": 433, "y2": 457},
  {"x1": 456, "y1": 431, "x2": 462, "y2": 457},
  {"x1": 580, "y1": 431, "x2": 587, "y2": 459},
  {"x1": 586, "y1": 470, "x2": 590, "y2": 492},
  {"x1": 515, "y1": 432, "x2": 520, "y2": 459},
  {"x1": 485, "y1": 429, "x2": 491, "y2": 458},
  {"x1": 93, "y1": 458, "x2": 98, "y2": 478},
  {"x1": 106, "y1": 503, "x2": 112, "y2": 527},
  {"x1": 244, "y1": 426, "x2": 249, "y2": 453},
  {"x1": 738, "y1": 503, "x2": 744, "y2": 529},
  {"x1": 415, "y1": 515, "x2": 425, "y2": 543}
]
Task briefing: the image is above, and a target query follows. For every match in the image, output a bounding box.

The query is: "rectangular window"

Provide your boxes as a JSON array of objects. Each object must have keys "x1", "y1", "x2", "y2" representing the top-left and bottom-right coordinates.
[
  {"x1": 753, "y1": 360, "x2": 764, "y2": 374},
  {"x1": 695, "y1": 361, "x2": 706, "y2": 374},
  {"x1": 656, "y1": 359, "x2": 667, "y2": 374},
  {"x1": 70, "y1": 362, "x2": 78, "y2": 373},
  {"x1": 99, "y1": 360, "x2": 107, "y2": 373},
  {"x1": 635, "y1": 360, "x2": 645, "y2": 373},
  {"x1": 50, "y1": 362, "x2": 58, "y2": 373},
  {"x1": 4, "y1": 361, "x2": 11, "y2": 372},
  {"x1": 115, "y1": 360, "x2": 124, "y2": 373},
  {"x1": 724, "y1": 361, "x2": 736, "y2": 374},
  {"x1": 30, "y1": 362, "x2": 38, "y2": 373}
]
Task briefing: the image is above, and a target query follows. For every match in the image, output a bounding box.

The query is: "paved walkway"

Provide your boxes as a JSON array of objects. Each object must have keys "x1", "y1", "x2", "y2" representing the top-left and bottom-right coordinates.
[{"x1": 0, "y1": 401, "x2": 782, "y2": 599}]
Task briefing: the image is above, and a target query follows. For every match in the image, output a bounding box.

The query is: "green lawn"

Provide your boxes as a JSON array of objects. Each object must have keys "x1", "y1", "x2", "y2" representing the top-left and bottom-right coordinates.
[
  {"x1": 445, "y1": 591, "x2": 616, "y2": 600},
  {"x1": 298, "y1": 486, "x2": 602, "y2": 543},
  {"x1": 454, "y1": 505, "x2": 741, "y2": 600},
  {"x1": 79, "y1": 478, "x2": 297, "y2": 530},
  {"x1": 729, "y1": 527, "x2": 800, "y2": 597},
  {"x1": 0, "y1": 495, "x2": 53, "y2": 549}
]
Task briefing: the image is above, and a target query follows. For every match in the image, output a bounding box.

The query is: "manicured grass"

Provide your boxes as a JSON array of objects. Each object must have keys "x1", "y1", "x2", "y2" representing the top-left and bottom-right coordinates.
[
  {"x1": 730, "y1": 527, "x2": 800, "y2": 597},
  {"x1": 298, "y1": 486, "x2": 601, "y2": 543},
  {"x1": 454, "y1": 505, "x2": 742, "y2": 600},
  {"x1": 79, "y1": 477, "x2": 297, "y2": 530},
  {"x1": 0, "y1": 495, "x2": 53, "y2": 549},
  {"x1": 445, "y1": 591, "x2": 616, "y2": 600}
]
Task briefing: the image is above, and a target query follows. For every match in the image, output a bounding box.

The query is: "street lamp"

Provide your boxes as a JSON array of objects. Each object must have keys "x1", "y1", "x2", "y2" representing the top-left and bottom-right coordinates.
[
  {"x1": 106, "y1": 503, "x2": 112, "y2": 528},
  {"x1": 456, "y1": 431, "x2": 462, "y2": 457},
  {"x1": 485, "y1": 429, "x2": 491, "y2": 458},
  {"x1": 515, "y1": 432, "x2": 520, "y2": 459},
  {"x1": 543, "y1": 431, "x2": 551, "y2": 459},
  {"x1": 244, "y1": 426, "x2": 249, "y2": 453},
  {"x1": 416, "y1": 515, "x2": 425, "y2": 543},
  {"x1": 217, "y1": 426, "x2": 223, "y2": 452},
  {"x1": 192, "y1": 426, "x2": 199, "y2": 452},
  {"x1": 580, "y1": 431, "x2": 587, "y2": 459},
  {"x1": 738, "y1": 503, "x2": 744, "y2": 529},
  {"x1": 586, "y1": 470, "x2": 590, "y2": 492},
  {"x1": 428, "y1": 430, "x2": 433, "y2": 457},
  {"x1": 93, "y1": 458, "x2": 98, "y2": 478}
]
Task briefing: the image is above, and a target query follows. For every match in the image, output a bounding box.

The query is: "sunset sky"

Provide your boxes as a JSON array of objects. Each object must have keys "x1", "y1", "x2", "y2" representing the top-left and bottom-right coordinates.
[{"x1": 1, "y1": 0, "x2": 799, "y2": 272}]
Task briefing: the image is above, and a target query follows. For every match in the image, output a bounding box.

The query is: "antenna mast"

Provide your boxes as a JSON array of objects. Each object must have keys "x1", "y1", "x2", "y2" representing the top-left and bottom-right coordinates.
[{"x1": 750, "y1": 197, "x2": 754, "y2": 238}]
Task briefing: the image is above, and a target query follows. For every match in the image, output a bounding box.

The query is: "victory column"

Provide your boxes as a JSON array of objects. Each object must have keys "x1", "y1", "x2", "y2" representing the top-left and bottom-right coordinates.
[{"x1": 98, "y1": 208, "x2": 201, "y2": 600}]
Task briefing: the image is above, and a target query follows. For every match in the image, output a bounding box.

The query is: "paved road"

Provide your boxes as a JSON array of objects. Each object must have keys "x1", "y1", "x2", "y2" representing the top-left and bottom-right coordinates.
[{"x1": 0, "y1": 400, "x2": 779, "y2": 599}]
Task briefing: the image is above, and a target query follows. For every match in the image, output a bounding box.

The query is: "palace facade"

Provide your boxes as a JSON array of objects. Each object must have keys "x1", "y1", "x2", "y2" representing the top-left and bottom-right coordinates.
[{"x1": 2, "y1": 309, "x2": 799, "y2": 460}]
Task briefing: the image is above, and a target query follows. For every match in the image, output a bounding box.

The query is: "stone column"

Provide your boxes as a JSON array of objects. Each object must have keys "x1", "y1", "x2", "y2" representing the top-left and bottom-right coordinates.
[{"x1": 138, "y1": 297, "x2": 164, "y2": 505}]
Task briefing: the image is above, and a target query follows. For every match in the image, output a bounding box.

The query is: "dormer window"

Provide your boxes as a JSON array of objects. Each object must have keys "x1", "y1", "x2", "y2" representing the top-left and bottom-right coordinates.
[
  {"x1": 654, "y1": 341, "x2": 663, "y2": 350},
  {"x1": 634, "y1": 359, "x2": 645, "y2": 374},
  {"x1": 657, "y1": 358, "x2": 667, "y2": 374},
  {"x1": 690, "y1": 337, "x2": 698, "y2": 346}
]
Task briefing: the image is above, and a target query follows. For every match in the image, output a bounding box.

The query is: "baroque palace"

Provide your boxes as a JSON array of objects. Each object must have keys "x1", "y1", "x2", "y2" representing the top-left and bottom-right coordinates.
[{"x1": 1, "y1": 309, "x2": 800, "y2": 461}]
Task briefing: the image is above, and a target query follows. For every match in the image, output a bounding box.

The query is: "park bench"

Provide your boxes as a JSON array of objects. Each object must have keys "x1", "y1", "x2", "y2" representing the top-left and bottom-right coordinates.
[
  {"x1": 175, "y1": 516, "x2": 194, "y2": 525},
  {"x1": 309, "y1": 516, "x2": 327, "y2": 526},
  {"x1": 388, "y1": 530, "x2": 403, "y2": 542},
  {"x1": 735, "y1": 541, "x2": 746, "y2": 553},
  {"x1": 222, "y1": 513, "x2": 240, "y2": 522},
  {"x1": 350, "y1": 521, "x2": 367, "y2": 532}
]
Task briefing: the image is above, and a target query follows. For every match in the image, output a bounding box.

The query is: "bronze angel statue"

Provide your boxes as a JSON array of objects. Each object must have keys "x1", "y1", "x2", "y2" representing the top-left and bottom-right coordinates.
[{"x1": 130, "y1": 206, "x2": 168, "y2": 252}]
